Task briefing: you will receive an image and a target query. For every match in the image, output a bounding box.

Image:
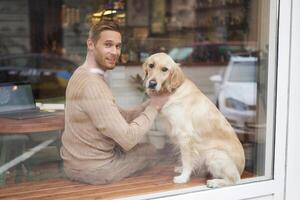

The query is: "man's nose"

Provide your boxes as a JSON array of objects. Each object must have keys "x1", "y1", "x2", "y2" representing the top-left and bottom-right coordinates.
[
  {"x1": 110, "y1": 46, "x2": 118, "y2": 55},
  {"x1": 148, "y1": 79, "x2": 157, "y2": 89}
]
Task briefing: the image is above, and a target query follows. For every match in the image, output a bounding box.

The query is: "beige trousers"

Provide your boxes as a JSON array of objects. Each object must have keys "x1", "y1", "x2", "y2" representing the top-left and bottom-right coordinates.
[{"x1": 64, "y1": 143, "x2": 157, "y2": 185}]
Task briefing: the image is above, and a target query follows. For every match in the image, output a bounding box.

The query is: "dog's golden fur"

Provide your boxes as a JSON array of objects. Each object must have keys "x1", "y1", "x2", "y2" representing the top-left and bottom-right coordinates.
[{"x1": 143, "y1": 53, "x2": 245, "y2": 187}]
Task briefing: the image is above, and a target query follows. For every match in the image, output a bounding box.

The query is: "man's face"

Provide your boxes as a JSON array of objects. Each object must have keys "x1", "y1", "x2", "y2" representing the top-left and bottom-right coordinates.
[{"x1": 89, "y1": 30, "x2": 122, "y2": 71}]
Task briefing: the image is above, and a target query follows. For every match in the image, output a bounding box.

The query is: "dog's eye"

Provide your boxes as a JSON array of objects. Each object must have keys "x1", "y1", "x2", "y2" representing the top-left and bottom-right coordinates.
[
  {"x1": 161, "y1": 67, "x2": 168, "y2": 72},
  {"x1": 149, "y1": 63, "x2": 154, "y2": 68}
]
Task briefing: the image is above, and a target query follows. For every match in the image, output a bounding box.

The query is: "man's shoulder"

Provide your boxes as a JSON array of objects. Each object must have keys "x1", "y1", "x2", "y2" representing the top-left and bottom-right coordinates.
[
  {"x1": 66, "y1": 69, "x2": 94, "y2": 92},
  {"x1": 73, "y1": 66, "x2": 89, "y2": 76},
  {"x1": 69, "y1": 68, "x2": 111, "y2": 93},
  {"x1": 71, "y1": 67, "x2": 104, "y2": 83}
]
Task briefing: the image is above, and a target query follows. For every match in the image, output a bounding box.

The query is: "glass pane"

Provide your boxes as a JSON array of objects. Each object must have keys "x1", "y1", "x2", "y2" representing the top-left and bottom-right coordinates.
[
  {"x1": 0, "y1": 0, "x2": 274, "y2": 198},
  {"x1": 228, "y1": 60, "x2": 257, "y2": 82}
]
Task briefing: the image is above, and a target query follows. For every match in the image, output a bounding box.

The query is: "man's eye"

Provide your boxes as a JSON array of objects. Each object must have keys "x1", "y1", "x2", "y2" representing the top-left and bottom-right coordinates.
[
  {"x1": 162, "y1": 67, "x2": 168, "y2": 72},
  {"x1": 105, "y1": 43, "x2": 112, "y2": 47},
  {"x1": 149, "y1": 64, "x2": 154, "y2": 68}
]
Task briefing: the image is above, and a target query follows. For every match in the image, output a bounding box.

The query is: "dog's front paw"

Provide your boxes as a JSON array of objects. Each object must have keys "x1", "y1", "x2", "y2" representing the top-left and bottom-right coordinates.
[
  {"x1": 207, "y1": 179, "x2": 220, "y2": 188},
  {"x1": 206, "y1": 179, "x2": 229, "y2": 188},
  {"x1": 174, "y1": 166, "x2": 182, "y2": 173},
  {"x1": 173, "y1": 175, "x2": 189, "y2": 184}
]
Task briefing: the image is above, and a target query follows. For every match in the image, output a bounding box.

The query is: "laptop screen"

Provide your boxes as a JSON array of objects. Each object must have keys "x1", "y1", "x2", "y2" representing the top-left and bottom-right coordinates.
[{"x1": 0, "y1": 83, "x2": 36, "y2": 113}]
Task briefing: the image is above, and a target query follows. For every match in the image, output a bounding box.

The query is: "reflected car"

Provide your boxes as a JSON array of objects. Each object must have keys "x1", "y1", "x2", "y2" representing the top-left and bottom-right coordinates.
[
  {"x1": 0, "y1": 53, "x2": 78, "y2": 100},
  {"x1": 168, "y1": 42, "x2": 245, "y2": 64},
  {"x1": 210, "y1": 55, "x2": 257, "y2": 134}
]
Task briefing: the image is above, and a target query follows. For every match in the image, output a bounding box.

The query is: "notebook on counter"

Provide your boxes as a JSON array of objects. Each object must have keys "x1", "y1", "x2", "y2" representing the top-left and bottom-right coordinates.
[{"x1": 0, "y1": 82, "x2": 57, "y2": 120}]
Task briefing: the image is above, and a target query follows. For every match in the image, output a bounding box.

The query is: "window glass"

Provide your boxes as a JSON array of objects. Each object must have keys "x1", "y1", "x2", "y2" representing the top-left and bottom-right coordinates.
[
  {"x1": 0, "y1": 0, "x2": 274, "y2": 198},
  {"x1": 228, "y1": 61, "x2": 257, "y2": 82}
]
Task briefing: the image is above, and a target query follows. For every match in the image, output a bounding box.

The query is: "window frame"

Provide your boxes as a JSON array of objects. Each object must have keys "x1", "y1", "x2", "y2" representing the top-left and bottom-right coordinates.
[
  {"x1": 121, "y1": 0, "x2": 294, "y2": 199},
  {"x1": 285, "y1": 0, "x2": 300, "y2": 199}
]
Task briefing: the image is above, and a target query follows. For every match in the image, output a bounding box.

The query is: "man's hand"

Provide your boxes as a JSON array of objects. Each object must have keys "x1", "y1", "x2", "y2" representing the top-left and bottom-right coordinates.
[{"x1": 149, "y1": 94, "x2": 169, "y2": 111}]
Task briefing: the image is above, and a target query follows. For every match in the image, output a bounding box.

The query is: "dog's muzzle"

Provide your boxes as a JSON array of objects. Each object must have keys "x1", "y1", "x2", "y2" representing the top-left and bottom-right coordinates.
[{"x1": 148, "y1": 79, "x2": 157, "y2": 89}]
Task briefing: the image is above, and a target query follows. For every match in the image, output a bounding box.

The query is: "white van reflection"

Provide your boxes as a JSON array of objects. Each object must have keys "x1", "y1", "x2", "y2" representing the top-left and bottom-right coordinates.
[{"x1": 210, "y1": 54, "x2": 257, "y2": 134}]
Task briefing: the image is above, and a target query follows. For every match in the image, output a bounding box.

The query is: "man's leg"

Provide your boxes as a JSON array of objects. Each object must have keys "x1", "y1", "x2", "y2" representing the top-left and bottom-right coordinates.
[
  {"x1": 65, "y1": 143, "x2": 157, "y2": 185},
  {"x1": 106, "y1": 143, "x2": 157, "y2": 183}
]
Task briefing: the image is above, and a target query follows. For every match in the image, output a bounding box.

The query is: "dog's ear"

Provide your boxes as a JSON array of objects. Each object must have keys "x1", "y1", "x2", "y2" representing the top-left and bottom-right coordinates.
[
  {"x1": 166, "y1": 63, "x2": 185, "y2": 92},
  {"x1": 142, "y1": 59, "x2": 149, "y2": 81}
]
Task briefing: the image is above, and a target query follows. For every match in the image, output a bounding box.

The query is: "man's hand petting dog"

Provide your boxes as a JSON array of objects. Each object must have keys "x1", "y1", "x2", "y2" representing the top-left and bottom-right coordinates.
[{"x1": 149, "y1": 93, "x2": 169, "y2": 111}]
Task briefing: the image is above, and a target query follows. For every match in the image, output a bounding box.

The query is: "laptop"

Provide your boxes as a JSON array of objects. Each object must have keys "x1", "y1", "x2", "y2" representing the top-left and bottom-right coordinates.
[{"x1": 0, "y1": 82, "x2": 57, "y2": 120}]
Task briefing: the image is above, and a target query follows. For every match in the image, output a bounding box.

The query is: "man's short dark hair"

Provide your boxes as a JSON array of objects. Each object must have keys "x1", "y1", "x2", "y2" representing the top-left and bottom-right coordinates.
[{"x1": 89, "y1": 20, "x2": 121, "y2": 42}]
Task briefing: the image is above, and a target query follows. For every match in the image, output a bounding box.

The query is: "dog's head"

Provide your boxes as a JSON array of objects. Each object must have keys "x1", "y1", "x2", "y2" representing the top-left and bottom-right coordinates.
[{"x1": 143, "y1": 52, "x2": 185, "y2": 95}]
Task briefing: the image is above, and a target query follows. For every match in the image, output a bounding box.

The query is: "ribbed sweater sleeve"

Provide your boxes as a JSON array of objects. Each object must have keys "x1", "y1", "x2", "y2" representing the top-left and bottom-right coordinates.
[
  {"x1": 118, "y1": 100, "x2": 150, "y2": 122},
  {"x1": 82, "y1": 81, "x2": 157, "y2": 151}
]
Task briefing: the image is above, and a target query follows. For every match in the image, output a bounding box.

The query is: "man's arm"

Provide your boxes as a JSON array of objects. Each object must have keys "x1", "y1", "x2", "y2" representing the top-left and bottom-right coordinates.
[
  {"x1": 118, "y1": 100, "x2": 150, "y2": 122},
  {"x1": 82, "y1": 83, "x2": 157, "y2": 151}
]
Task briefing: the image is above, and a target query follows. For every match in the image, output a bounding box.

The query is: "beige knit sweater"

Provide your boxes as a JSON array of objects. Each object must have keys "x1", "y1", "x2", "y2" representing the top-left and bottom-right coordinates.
[{"x1": 60, "y1": 66, "x2": 158, "y2": 170}]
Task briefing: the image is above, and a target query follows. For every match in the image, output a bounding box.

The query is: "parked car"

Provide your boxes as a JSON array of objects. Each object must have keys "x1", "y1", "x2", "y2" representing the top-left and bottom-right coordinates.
[
  {"x1": 210, "y1": 54, "x2": 257, "y2": 134},
  {"x1": 168, "y1": 42, "x2": 246, "y2": 64},
  {"x1": 0, "y1": 53, "x2": 78, "y2": 100}
]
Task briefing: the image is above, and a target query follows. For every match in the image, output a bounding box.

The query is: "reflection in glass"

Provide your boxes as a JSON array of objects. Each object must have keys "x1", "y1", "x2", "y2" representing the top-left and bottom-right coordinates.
[
  {"x1": 0, "y1": 0, "x2": 273, "y2": 194},
  {"x1": 228, "y1": 60, "x2": 257, "y2": 82}
]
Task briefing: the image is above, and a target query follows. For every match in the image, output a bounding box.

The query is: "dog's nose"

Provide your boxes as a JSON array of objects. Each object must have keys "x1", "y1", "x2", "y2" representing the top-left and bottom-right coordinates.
[{"x1": 148, "y1": 79, "x2": 157, "y2": 89}]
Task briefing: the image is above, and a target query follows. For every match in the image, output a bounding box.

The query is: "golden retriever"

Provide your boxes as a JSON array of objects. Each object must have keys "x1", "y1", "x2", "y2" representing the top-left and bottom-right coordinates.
[{"x1": 143, "y1": 52, "x2": 245, "y2": 188}]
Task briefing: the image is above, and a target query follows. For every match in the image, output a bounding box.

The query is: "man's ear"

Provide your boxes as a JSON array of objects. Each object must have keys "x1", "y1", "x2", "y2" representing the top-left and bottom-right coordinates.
[
  {"x1": 166, "y1": 63, "x2": 185, "y2": 92},
  {"x1": 87, "y1": 38, "x2": 95, "y2": 51}
]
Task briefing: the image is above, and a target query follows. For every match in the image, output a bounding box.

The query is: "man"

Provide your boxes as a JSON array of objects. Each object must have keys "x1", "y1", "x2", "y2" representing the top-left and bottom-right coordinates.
[{"x1": 60, "y1": 20, "x2": 169, "y2": 184}]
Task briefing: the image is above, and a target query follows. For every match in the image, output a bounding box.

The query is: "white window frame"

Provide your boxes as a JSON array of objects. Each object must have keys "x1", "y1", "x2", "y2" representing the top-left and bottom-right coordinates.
[
  {"x1": 285, "y1": 0, "x2": 300, "y2": 199},
  {"x1": 121, "y1": 0, "x2": 299, "y2": 199}
]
